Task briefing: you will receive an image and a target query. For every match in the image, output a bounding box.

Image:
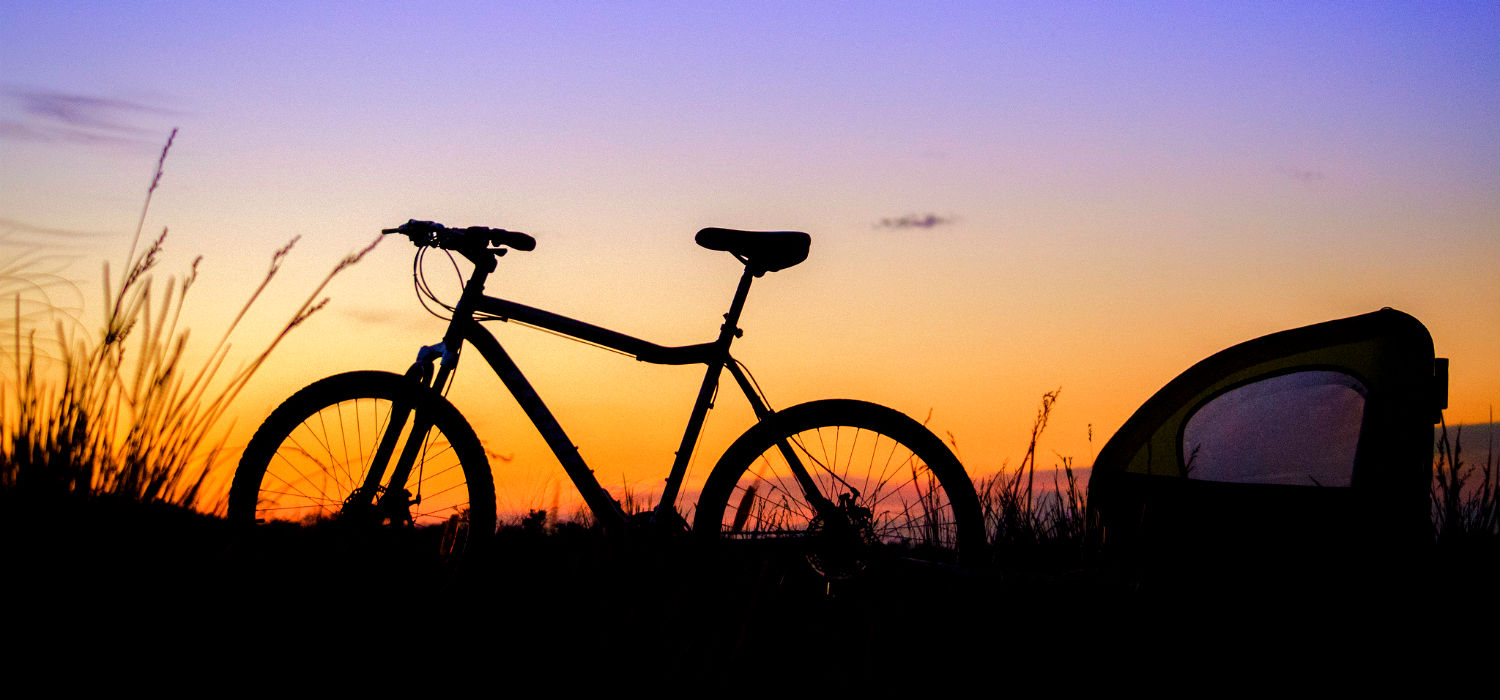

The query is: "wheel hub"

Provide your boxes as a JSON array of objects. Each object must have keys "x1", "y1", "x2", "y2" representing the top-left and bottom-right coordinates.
[
  {"x1": 805, "y1": 493, "x2": 878, "y2": 579},
  {"x1": 340, "y1": 485, "x2": 416, "y2": 527}
]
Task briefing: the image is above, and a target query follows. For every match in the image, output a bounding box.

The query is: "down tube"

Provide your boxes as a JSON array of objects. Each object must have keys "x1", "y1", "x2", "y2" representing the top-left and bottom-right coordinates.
[{"x1": 460, "y1": 320, "x2": 628, "y2": 529}]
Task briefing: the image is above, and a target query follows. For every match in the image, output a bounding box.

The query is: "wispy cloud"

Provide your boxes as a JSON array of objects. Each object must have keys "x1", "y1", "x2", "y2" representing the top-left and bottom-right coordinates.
[
  {"x1": 874, "y1": 213, "x2": 954, "y2": 230},
  {"x1": 1282, "y1": 166, "x2": 1325, "y2": 182},
  {"x1": 0, "y1": 217, "x2": 112, "y2": 247},
  {"x1": 337, "y1": 306, "x2": 442, "y2": 329},
  {"x1": 0, "y1": 86, "x2": 178, "y2": 149}
]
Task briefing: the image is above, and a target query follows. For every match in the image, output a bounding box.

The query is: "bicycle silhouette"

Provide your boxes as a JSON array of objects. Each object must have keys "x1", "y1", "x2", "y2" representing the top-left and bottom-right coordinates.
[{"x1": 229, "y1": 220, "x2": 983, "y2": 576}]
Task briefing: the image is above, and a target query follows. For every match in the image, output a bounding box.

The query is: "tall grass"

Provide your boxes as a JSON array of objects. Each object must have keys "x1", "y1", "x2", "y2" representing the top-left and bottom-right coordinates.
[
  {"x1": 0, "y1": 235, "x2": 83, "y2": 367},
  {"x1": 0, "y1": 129, "x2": 377, "y2": 511},
  {"x1": 1431, "y1": 411, "x2": 1498, "y2": 541},
  {"x1": 974, "y1": 389, "x2": 1090, "y2": 563}
]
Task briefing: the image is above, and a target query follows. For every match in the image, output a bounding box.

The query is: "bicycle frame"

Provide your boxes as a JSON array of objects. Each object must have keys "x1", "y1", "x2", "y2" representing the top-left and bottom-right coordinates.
[{"x1": 369, "y1": 250, "x2": 830, "y2": 532}]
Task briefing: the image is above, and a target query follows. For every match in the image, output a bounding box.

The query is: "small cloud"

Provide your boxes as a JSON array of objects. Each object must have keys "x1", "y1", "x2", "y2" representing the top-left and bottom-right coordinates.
[
  {"x1": 1, "y1": 86, "x2": 178, "y2": 149},
  {"x1": 874, "y1": 213, "x2": 954, "y2": 230},
  {"x1": 336, "y1": 306, "x2": 439, "y2": 329},
  {"x1": 339, "y1": 307, "x2": 400, "y2": 326},
  {"x1": 1282, "y1": 166, "x2": 1325, "y2": 182}
]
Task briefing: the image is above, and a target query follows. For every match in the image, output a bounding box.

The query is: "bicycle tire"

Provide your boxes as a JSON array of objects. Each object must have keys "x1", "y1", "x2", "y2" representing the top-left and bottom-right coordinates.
[
  {"x1": 228, "y1": 371, "x2": 495, "y2": 554},
  {"x1": 694, "y1": 399, "x2": 984, "y2": 575}
]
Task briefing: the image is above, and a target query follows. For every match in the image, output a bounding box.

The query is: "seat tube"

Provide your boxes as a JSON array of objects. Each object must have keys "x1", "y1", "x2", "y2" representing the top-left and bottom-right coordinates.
[{"x1": 659, "y1": 267, "x2": 758, "y2": 509}]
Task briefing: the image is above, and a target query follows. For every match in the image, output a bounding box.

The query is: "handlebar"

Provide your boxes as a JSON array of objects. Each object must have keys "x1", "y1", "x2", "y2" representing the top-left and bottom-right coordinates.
[{"x1": 382, "y1": 219, "x2": 536, "y2": 252}]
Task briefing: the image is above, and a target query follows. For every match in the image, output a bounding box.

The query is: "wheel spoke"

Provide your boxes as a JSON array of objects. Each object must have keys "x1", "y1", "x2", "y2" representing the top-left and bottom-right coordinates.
[
  {"x1": 231, "y1": 372, "x2": 495, "y2": 555},
  {"x1": 265, "y1": 447, "x2": 343, "y2": 515},
  {"x1": 698, "y1": 400, "x2": 979, "y2": 573}
]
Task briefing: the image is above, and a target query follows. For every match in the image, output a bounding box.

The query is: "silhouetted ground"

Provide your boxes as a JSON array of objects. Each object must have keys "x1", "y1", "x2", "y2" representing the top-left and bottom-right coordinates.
[{"x1": 4, "y1": 496, "x2": 1496, "y2": 682}]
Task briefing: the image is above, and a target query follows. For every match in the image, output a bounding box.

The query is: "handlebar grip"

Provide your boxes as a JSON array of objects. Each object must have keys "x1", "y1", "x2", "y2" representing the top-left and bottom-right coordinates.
[
  {"x1": 467, "y1": 226, "x2": 536, "y2": 252},
  {"x1": 507, "y1": 232, "x2": 537, "y2": 251}
]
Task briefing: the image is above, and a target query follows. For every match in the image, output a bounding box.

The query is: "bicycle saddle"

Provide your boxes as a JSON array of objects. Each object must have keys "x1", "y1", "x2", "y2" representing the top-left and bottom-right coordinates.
[{"x1": 695, "y1": 228, "x2": 810, "y2": 273}]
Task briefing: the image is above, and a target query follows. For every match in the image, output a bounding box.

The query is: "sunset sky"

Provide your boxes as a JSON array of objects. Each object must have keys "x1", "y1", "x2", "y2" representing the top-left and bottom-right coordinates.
[{"x1": 3, "y1": 2, "x2": 1496, "y2": 516}]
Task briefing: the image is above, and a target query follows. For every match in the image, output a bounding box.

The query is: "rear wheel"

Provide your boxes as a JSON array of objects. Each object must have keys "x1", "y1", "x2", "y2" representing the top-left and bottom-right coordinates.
[
  {"x1": 229, "y1": 371, "x2": 495, "y2": 556},
  {"x1": 694, "y1": 400, "x2": 983, "y2": 577}
]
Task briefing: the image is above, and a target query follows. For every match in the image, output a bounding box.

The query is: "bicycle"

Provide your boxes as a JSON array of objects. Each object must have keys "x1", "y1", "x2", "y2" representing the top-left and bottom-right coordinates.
[{"x1": 228, "y1": 220, "x2": 984, "y2": 574}]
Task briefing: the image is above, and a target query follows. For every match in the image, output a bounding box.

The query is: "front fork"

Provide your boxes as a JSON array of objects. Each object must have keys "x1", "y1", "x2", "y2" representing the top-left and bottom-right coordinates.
[{"x1": 343, "y1": 343, "x2": 448, "y2": 525}]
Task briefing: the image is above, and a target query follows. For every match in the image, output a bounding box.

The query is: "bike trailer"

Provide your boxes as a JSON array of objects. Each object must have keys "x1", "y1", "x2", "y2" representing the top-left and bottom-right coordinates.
[{"x1": 1087, "y1": 308, "x2": 1447, "y2": 585}]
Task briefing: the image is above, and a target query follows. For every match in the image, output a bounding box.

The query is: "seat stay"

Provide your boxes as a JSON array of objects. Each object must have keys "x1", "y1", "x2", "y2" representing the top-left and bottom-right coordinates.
[{"x1": 724, "y1": 360, "x2": 837, "y2": 514}]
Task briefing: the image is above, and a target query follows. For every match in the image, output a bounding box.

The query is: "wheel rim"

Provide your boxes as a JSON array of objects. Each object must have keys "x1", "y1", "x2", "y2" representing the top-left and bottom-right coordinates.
[
  {"x1": 252, "y1": 395, "x2": 478, "y2": 534},
  {"x1": 718, "y1": 422, "x2": 963, "y2": 569}
]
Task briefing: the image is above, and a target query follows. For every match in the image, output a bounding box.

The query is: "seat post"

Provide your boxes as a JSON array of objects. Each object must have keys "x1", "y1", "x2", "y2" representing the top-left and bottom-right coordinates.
[{"x1": 717, "y1": 264, "x2": 759, "y2": 348}]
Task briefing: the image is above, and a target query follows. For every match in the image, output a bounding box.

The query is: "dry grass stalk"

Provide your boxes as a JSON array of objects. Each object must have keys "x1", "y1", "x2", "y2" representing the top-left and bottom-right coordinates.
[
  {"x1": 1, "y1": 129, "x2": 377, "y2": 511},
  {"x1": 974, "y1": 389, "x2": 1090, "y2": 559},
  {"x1": 1432, "y1": 410, "x2": 1498, "y2": 540}
]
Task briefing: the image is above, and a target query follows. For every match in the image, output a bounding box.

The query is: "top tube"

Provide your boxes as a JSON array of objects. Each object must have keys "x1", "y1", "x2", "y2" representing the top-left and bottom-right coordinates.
[{"x1": 475, "y1": 295, "x2": 722, "y2": 366}]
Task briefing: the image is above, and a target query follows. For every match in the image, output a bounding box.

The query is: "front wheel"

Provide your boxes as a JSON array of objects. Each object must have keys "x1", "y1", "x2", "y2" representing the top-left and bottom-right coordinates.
[
  {"x1": 228, "y1": 371, "x2": 496, "y2": 555},
  {"x1": 694, "y1": 400, "x2": 984, "y2": 576}
]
